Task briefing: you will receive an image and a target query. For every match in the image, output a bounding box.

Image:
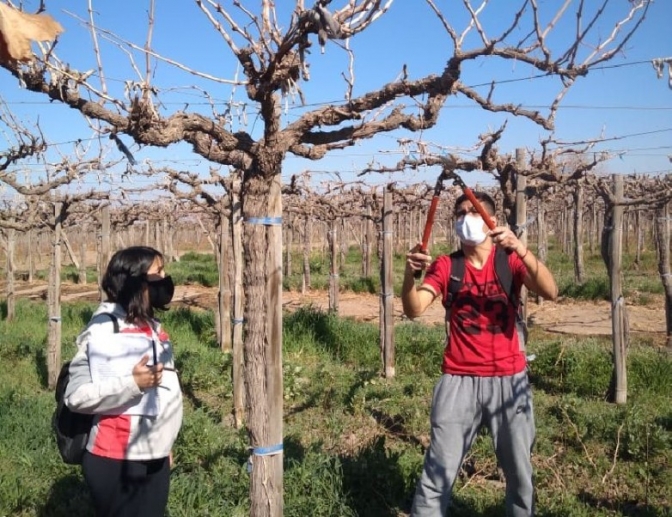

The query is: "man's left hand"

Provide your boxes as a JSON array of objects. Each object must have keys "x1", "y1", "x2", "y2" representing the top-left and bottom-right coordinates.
[{"x1": 489, "y1": 226, "x2": 525, "y2": 256}]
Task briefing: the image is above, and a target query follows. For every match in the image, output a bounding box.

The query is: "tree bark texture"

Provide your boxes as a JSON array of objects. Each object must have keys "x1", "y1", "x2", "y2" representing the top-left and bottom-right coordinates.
[{"x1": 242, "y1": 170, "x2": 283, "y2": 517}]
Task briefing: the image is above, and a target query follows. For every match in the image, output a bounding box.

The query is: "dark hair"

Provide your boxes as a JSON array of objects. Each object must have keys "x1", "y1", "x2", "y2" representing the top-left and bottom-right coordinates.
[
  {"x1": 454, "y1": 191, "x2": 496, "y2": 216},
  {"x1": 101, "y1": 246, "x2": 164, "y2": 323}
]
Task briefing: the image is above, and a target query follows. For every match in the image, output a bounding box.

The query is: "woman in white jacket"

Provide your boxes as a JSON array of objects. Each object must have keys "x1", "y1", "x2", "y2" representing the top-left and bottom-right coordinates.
[{"x1": 65, "y1": 246, "x2": 183, "y2": 517}]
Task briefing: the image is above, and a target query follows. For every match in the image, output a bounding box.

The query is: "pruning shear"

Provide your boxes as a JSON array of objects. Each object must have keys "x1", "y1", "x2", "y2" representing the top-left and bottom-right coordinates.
[
  {"x1": 415, "y1": 169, "x2": 495, "y2": 278},
  {"x1": 418, "y1": 171, "x2": 448, "y2": 255},
  {"x1": 413, "y1": 171, "x2": 448, "y2": 279}
]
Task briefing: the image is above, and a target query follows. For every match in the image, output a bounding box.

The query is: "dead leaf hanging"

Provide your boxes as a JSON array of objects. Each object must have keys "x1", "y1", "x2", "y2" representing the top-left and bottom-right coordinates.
[{"x1": 0, "y1": 3, "x2": 63, "y2": 64}]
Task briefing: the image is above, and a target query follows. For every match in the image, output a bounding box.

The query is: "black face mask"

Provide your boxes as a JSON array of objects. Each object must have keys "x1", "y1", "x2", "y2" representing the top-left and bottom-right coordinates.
[{"x1": 147, "y1": 276, "x2": 175, "y2": 309}]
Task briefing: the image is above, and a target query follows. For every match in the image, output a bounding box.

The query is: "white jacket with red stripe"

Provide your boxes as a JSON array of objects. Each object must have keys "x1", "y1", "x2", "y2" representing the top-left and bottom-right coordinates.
[{"x1": 64, "y1": 303, "x2": 184, "y2": 461}]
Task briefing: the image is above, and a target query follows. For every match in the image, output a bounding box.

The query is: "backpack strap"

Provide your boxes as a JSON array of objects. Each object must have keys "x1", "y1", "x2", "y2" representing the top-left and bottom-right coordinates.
[
  {"x1": 98, "y1": 312, "x2": 119, "y2": 333},
  {"x1": 445, "y1": 250, "x2": 465, "y2": 309},
  {"x1": 493, "y1": 246, "x2": 518, "y2": 308},
  {"x1": 493, "y1": 246, "x2": 529, "y2": 351}
]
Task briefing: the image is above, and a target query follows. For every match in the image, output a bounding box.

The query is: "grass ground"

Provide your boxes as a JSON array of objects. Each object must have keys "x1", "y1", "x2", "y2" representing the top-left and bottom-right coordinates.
[{"x1": 0, "y1": 296, "x2": 670, "y2": 516}]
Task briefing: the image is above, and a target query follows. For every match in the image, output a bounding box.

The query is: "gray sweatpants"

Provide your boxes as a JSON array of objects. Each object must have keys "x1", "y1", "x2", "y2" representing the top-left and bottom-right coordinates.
[{"x1": 411, "y1": 371, "x2": 535, "y2": 517}]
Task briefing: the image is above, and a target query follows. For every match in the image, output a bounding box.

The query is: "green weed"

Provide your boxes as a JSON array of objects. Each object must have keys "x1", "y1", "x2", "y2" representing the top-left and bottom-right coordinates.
[
  {"x1": 1, "y1": 300, "x2": 671, "y2": 516},
  {"x1": 167, "y1": 253, "x2": 219, "y2": 287}
]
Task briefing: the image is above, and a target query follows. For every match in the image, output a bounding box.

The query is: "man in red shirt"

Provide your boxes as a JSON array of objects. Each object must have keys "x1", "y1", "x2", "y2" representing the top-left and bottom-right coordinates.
[{"x1": 402, "y1": 191, "x2": 557, "y2": 517}]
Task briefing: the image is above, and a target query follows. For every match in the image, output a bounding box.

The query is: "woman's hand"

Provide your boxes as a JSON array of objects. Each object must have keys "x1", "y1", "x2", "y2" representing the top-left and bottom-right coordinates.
[{"x1": 132, "y1": 354, "x2": 164, "y2": 390}]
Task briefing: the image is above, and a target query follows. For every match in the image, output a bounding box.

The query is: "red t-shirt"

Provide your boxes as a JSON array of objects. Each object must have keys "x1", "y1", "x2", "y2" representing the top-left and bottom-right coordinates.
[{"x1": 423, "y1": 247, "x2": 527, "y2": 376}]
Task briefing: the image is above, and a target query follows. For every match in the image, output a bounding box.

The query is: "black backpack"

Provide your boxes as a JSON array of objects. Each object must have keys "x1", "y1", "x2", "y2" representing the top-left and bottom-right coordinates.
[
  {"x1": 444, "y1": 246, "x2": 528, "y2": 350},
  {"x1": 53, "y1": 313, "x2": 118, "y2": 464}
]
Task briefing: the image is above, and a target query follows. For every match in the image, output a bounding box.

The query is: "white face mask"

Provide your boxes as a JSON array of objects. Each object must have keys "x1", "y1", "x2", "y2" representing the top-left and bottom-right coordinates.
[{"x1": 455, "y1": 215, "x2": 488, "y2": 246}]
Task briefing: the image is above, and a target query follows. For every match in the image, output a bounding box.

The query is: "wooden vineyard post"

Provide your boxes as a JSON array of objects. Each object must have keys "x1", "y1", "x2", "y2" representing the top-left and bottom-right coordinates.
[
  {"x1": 217, "y1": 212, "x2": 232, "y2": 352},
  {"x1": 5, "y1": 228, "x2": 15, "y2": 321},
  {"x1": 363, "y1": 205, "x2": 373, "y2": 278},
  {"x1": 78, "y1": 233, "x2": 87, "y2": 285},
  {"x1": 654, "y1": 201, "x2": 672, "y2": 350},
  {"x1": 301, "y1": 213, "x2": 311, "y2": 294},
  {"x1": 284, "y1": 214, "x2": 293, "y2": 277},
  {"x1": 515, "y1": 149, "x2": 528, "y2": 324},
  {"x1": 27, "y1": 229, "x2": 34, "y2": 283},
  {"x1": 230, "y1": 178, "x2": 245, "y2": 428},
  {"x1": 328, "y1": 219, "x2": 339, "y2": 313},
  {"x1": 609, "y1": 174, "x2": 628, "y2": 404},
  {"x1": 47, "y1": 202, "x2": 63, "y2": 390},
  {"x1": 97, "y1": 206, "x2": 111, "y2": 303},
  {"x1": 380, "y1": 187, "x2": 395, "y2": 378},
  {"x1": 573, "y1": 181, "x2": 585, "y2": 284},
  {"x1": 536, "y1": 196, "x2": 547, "y2": 306}
]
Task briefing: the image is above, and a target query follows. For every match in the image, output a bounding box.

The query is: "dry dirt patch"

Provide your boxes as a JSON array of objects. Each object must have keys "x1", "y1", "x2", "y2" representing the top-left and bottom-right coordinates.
[
  {"x1": 281, "y1": 290, "x2": 666, "y2": 338},
  {"x1": 4, "y1": 281, "x2": 666, "y2": 340},
  {"x1": 527, "y1": 299, "x2": 665, "y2": 336}
]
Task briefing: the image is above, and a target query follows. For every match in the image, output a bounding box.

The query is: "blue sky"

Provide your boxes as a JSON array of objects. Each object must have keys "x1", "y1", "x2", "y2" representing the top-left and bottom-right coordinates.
[{"x1": 1, "y1": 1, "x2": 670, "y2": 192}]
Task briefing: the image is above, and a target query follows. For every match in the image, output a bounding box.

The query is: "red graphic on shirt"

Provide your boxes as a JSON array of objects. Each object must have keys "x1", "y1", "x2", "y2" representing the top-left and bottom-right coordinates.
[
  {"x1": 452, "y1": 281, "x2": 511, "y2": 336},
  {"x1": 423, "y1": 249, "x2": 527, "y2": 376}
]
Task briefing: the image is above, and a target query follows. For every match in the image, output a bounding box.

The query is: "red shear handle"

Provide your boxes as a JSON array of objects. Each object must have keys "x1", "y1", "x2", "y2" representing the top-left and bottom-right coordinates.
[
  {"x1": 462, "y1": 187, "x2": 495, "y2": 231},
  {"x1": 414, "y1": 195, "x2": 441, "y2": 279},
  {"x1": 419, "y1": 196, "x2": 440, "y2": 253}
]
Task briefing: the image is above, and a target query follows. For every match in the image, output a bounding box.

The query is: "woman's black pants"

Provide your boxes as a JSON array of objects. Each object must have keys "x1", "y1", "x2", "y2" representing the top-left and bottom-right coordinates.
[{"x1": 82, "y1": 451, "x2": 170, "y2": 517}]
